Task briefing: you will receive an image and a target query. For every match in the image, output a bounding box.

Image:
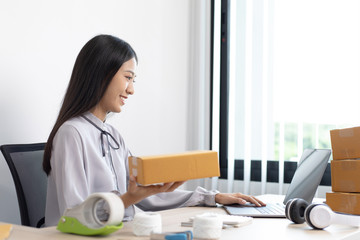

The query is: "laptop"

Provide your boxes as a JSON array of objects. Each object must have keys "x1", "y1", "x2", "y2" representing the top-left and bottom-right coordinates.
[{"x1": 223, "y1": 149, "x2": 331, "y2": 217}]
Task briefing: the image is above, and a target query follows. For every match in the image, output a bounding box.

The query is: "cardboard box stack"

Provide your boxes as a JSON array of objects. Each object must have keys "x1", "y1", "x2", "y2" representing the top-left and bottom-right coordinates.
[{"x1": 327, "y1": 127, "x2": 360, "y2": 215}]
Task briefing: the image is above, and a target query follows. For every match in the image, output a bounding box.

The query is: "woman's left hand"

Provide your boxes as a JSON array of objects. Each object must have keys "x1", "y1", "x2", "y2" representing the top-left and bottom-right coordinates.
[{"x1": 215, "y1": 193, "x2": 266, "y2": 207}]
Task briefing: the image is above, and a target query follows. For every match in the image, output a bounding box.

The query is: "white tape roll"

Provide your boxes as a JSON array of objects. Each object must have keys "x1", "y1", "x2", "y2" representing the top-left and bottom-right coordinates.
[
  {"x1": 62, "y1": 192, "x2": 124, "y2": 229},
  {"x1": 132, "y1": 212, "x2": 162, "y2": 236},
  {"x1": 193, "y1": 213, "x2": 222, "y2": 239}
]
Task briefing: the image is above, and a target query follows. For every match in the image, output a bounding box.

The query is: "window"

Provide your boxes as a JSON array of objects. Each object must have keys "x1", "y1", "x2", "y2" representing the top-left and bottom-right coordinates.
[{"x1": 213, "y1": 0, "x2": 360, "y2": 194}]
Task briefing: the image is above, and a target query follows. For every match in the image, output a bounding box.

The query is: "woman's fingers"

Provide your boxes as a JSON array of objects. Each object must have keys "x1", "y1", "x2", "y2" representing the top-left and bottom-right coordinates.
[
  {"x1": 240, "y1": 194, "x2": 266, "y2": 206},
  {"x1": 127, "y1": 175, "x2": 137, "y2": 191},
  {"x1": 215, "y1": 193, "x2": 266, "y2": 206},
  {"x1": 143, "y1": 181, "x2": 185, "y2": 194},
  {"x1": 157, "y1": 182, "x2": 174, "y2": 192},
  {"x1": 165, "y1": 181, "x2": 185, "y2": 192}
]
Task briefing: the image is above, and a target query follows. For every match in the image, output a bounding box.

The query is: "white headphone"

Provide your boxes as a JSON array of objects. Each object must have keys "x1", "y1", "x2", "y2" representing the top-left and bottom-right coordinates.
[
  {"x1": 305, "y1": 204, "x2": 360, "y2": 230},
  {"x1": 286, "y1": 198, "x2": 360, "y2": 229}
]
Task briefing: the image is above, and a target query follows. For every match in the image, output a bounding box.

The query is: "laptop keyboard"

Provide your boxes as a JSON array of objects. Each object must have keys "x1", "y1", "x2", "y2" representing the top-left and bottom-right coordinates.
[{"x1": 255, "y1": 203, "x2": 285, "y2": 215}]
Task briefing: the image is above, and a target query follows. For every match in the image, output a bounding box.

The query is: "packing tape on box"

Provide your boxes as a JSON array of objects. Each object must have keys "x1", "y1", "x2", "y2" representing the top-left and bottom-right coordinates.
[
  {"x1": 132, "y1": 212, "x2": 162, "y2": 236},
  {"x1": 193, "y1": 213, "x2": 222, "y2": 239}
]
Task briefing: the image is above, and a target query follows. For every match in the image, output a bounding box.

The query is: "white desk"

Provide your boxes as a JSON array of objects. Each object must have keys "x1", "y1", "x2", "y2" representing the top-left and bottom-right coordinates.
[{"x1": 3, "y1": 195, "x2": 360, "y2": 240}]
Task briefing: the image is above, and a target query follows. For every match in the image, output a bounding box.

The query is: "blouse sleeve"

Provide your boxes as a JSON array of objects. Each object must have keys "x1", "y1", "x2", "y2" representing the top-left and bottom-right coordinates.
[
  {"x1": 51, "y1": 124, "x2": 89, "y2": 214},
  {"x1": 135, "y1": 186, "x2": 220, "y2": 211}
]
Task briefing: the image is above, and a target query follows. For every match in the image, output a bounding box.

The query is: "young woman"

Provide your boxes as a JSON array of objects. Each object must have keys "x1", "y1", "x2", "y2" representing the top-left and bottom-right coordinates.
[{"x1": 43, "y1": 34, "x2": 265, "y2": 227}]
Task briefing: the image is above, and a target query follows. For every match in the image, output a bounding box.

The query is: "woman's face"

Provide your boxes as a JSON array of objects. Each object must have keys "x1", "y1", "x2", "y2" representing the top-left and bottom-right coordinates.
[{"x1": 94, "y1": 57, "x2": 137, "y2": 119}]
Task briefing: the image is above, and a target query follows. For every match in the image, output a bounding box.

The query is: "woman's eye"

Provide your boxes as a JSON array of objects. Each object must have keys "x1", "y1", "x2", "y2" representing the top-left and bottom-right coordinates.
[{"x1": 126, "y1": 76, "x2": 136, "y2": 83}]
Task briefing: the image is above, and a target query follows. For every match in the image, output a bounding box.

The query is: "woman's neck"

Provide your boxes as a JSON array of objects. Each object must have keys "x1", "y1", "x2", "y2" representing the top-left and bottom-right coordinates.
[{"x1": 89, "y1": 106, "x2": 106, "y2": 122}]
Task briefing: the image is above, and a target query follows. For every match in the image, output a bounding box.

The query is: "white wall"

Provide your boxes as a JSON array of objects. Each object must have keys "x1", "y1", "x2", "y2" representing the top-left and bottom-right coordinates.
[{"x1": 0, "y1": 0, "x2": 199, "y2": 224}]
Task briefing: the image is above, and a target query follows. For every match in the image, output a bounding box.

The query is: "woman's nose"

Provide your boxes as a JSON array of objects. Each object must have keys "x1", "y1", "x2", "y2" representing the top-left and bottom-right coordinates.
[{"x1": 126, "y1": 81, "x2": 134, "y2": 95}]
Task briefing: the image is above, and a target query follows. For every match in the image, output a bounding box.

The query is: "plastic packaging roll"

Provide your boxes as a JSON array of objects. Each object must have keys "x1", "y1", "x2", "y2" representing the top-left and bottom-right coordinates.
[
  {"x1": 193, "y1": 213, "x2": 222, "y2": 239},
  {"x1": 132, "y1": 212, "x2": 162, "y2": 236}
]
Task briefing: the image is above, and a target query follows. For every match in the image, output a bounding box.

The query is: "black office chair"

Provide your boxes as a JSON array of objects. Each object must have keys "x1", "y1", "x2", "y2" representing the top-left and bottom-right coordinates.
[{"x1": 0, "y1": 143, "x2": 47, "y2": 228}]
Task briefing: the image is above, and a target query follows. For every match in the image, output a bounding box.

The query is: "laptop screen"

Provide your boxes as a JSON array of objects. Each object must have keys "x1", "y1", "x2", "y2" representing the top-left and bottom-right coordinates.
[{"x1": 283, "y1": 149, "x2": 331, "y2": 205}]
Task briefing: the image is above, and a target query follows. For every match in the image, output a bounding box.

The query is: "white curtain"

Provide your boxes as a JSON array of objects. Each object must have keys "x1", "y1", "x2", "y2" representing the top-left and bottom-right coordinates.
[{"x1": 212, "y1": 0, "x2": 359, "y2": 197}]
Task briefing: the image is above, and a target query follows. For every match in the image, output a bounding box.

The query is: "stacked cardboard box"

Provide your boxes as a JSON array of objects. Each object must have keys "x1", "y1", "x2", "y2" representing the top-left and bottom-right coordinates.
[{"x1": 327, "y1": 127, "x2": 360, "y2": 215}]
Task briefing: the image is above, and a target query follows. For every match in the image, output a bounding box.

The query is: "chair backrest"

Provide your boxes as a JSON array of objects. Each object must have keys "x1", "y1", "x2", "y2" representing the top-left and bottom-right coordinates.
[{"x1": 0, "y1": 143, "x2": 47, "y2": 228}]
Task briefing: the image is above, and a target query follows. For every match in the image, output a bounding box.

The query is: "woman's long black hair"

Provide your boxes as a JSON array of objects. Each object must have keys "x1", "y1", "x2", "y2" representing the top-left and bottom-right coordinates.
[{"x1": 43, "y1": 35, "x2": 138, "y2": 175}]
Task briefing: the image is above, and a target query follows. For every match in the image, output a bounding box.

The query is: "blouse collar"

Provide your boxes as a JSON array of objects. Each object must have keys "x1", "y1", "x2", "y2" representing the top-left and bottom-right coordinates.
[{"x1": 83, "y1": 111, "x2": 106, "y2": 129}]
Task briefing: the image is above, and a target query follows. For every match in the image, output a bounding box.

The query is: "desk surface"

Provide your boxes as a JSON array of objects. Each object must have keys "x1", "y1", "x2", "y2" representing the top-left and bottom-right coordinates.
[{"x1": 3, "y1": 195, "x2": 360, "y2": 240}]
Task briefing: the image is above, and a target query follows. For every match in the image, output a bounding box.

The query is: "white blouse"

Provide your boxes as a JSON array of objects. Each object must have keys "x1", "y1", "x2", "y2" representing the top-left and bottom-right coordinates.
[{"x1": 45, "y1": 112, "x2": 219, "y2": 226}]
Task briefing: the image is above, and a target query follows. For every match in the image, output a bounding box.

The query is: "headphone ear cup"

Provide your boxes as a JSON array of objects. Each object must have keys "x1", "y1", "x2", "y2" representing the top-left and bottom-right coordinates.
[
  {"x1": 304, "y1": 204, "x2": 325, "y2": 230},
  {"x1": 285, "y1": 199, "x2": 295, "y2": 220},
  {"x1": 285, "y1": 198, "x2": 309, "y2": 224}
]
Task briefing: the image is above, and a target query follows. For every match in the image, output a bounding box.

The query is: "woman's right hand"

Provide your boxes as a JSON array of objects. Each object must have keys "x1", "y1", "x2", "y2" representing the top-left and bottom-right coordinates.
[{"x1": 120, "y1": 175, "x2": 185, "y2": 208}]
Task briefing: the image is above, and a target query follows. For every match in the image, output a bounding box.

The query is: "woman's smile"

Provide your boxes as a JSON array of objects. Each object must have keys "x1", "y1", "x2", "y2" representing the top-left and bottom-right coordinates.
[{"x1": 120, "y1": 95, "x2": 127, "y2": 105}]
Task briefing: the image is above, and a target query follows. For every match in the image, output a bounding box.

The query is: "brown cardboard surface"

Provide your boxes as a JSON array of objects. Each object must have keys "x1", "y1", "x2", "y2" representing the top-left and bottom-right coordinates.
[
  {"x1": 0, "y1": 224, "x2": 12, "y2": 239},
  {"x1": 326, "y1": 192, "x2": 360, "y2": 215},
  {"x1": 128, "y1": 150, "x2": 220, "y2": 185},
  {"x1": 330, "y1": 127, "x2": 360, "y2": 160},
  {"x1": 331, "y1": 160, "x2": 360, "y2": 192}
]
